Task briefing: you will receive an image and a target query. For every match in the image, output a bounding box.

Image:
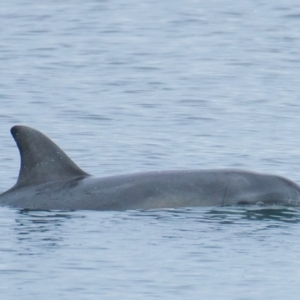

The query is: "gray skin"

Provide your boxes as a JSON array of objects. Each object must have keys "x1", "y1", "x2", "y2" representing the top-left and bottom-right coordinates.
[{"x1": 0, "y1": 125, "x2": 300, "y2": 211}]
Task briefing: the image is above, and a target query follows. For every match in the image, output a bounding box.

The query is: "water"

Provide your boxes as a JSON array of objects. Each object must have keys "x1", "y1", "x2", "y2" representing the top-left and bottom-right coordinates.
[
  {"x1": 1, "y1": 207, "x2": 300, "y2": 299},
  {"x1": 1, "y1": 0, "x2": 300, "y2": 299}
]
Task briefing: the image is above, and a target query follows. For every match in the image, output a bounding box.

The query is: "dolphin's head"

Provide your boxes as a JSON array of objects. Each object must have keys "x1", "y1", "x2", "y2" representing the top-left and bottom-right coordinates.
[
  {"x1": 230, "y1": 171, "x2": 300, "y2": 207},
  {"x1": 280, "y1": 176, "x2": 300, "y2": 206}
]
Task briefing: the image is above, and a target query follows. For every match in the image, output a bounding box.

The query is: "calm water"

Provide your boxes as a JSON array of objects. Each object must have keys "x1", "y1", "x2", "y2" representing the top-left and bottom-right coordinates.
[{"x1": 1, "y1": 0, "x2": 300, "y2": 299}]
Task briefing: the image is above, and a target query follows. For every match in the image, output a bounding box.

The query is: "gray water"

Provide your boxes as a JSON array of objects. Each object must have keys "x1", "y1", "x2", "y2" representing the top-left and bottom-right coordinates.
[{"x1": 1, "y1": 0, "x2": 300, "y2": 299}]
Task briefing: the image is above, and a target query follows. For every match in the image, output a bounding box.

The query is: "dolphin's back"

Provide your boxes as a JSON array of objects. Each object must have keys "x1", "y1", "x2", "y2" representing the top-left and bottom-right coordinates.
[
  {"x1": 1, "y1": 125, "x2": 300, "y2": 210},
  {"x1": 0, "y1": 169, "x2": 227, "y2": 210}
]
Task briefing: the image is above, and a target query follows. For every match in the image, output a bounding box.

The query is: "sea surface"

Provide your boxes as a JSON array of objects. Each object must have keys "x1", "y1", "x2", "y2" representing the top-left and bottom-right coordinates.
[{"x1": 1, "y1": 0, "x2": 300, "y2": 299}]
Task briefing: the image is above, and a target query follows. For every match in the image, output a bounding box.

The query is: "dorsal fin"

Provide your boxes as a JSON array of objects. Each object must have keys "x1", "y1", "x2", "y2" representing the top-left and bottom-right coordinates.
[{"x1": 11, "y1": 125, "x2": 89, "y2": 188}]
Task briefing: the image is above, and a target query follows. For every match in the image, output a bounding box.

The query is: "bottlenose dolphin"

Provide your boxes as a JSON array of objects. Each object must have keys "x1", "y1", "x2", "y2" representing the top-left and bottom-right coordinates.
[{"x1": 0, "y1": 125, "x2": 300, "y2": 211}]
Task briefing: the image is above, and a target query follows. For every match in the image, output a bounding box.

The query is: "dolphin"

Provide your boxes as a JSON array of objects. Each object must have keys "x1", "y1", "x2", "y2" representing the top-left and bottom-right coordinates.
[{"x1": 0, "y1": 125, "x2": 300, "y2": 211}]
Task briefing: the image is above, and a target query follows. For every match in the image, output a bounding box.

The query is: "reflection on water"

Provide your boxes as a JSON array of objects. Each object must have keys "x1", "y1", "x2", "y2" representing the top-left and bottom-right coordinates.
[
  {"x1": 127, "y1": 205, "x2": 300, "y2": 224},
  {"x1": 13, "y1": 210, "x2": 84, "y2": 255},
  {"x1": 0, "y1": 205, "x2": 300, "y2": 299},
  {"x1": 207, "y1": 206, "x2": 300, "y2": 223},
  {"x1": 8, "y1": 205, "x2": 300, "y2": 256}
]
